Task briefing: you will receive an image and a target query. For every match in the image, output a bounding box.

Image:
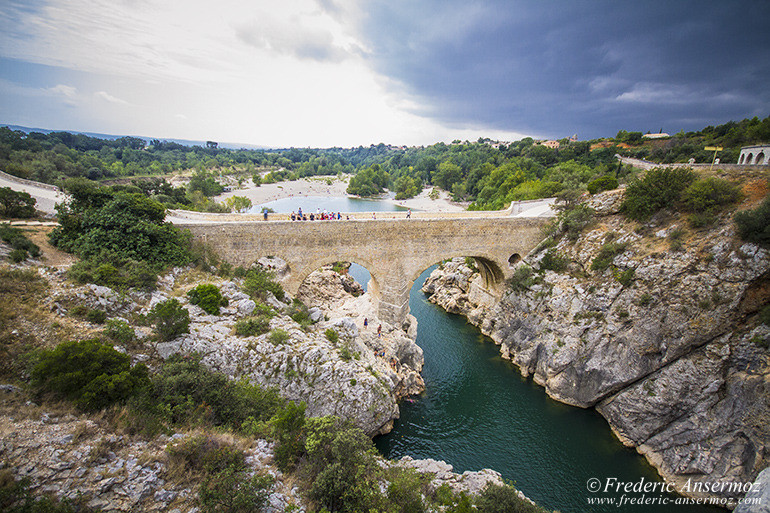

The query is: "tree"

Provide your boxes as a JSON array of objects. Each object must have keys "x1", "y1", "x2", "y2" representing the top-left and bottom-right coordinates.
[
  {"x1": 433, "y1": 161, "x2": 462, "y2": 190},
  {"x1": 224, "y1": 196, "x2": 252, "y2": 213},
  {"x1": 50, "y1": 180, "x2": 191, "y2": 267},
  {"x1": 0, "y1": 187, "x2": 37, "y2": 218}
]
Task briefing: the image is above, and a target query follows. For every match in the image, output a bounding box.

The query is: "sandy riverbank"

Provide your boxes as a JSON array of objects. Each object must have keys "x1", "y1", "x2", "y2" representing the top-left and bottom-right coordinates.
[{"x1": 215, "y1": 175, "x2": 468, "y2": 213}]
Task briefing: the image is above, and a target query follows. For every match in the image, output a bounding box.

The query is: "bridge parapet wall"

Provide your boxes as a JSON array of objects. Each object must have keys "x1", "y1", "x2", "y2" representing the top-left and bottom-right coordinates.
[{"x1": 183, "y1": 217, "x2": 548, "y2": 326}]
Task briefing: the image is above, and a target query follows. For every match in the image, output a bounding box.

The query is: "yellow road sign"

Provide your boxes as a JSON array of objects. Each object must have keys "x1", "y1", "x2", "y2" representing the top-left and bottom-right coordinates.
[{"x1": 704, "y1": 146, "x2": 723, "y2": 151}]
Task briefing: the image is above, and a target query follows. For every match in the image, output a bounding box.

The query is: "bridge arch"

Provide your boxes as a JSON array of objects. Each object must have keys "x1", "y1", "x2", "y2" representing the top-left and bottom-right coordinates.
[
  {"x1": 407, "y1": 252, "x2": 506, "y2": 293},
  {"x1": 290, "y1": 254, "x2": 384, "y2": 302}
]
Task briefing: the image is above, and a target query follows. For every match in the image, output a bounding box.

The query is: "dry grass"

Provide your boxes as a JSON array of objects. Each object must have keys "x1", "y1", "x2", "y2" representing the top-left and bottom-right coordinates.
[{"x1": 741, "y1": 178, "x2": 769, "y2": 207}]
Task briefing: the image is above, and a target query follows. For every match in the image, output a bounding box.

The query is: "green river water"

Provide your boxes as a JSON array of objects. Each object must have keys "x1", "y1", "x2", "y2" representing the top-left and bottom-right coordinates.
[{"x1": 345, "y1": 264, "x2": 722, "y2": 513}]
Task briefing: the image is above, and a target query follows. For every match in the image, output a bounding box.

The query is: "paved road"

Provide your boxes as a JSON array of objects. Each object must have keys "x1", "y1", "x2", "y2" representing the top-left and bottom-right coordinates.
[{"x1": 0, "y1": 171, "x2": 67, "y2": 214}]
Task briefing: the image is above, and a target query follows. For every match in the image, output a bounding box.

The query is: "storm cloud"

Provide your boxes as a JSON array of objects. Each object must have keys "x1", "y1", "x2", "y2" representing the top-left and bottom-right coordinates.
[{"x1": 355, "y1": 0, "x2": 770, "y2": 138}]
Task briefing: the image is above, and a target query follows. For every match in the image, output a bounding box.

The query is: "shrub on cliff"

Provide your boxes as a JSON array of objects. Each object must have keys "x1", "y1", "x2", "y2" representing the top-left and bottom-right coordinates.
[
  {"x1": 591, "y1": 241, "x2": 628, "y2": 272},
  {"x1": 0, "y1": 223, "x2": 40, "y2": 262},
  {"x1": 145, "y1": 355, "x2": 285, "y2": 430},
  {"x1": 0, "y1": 468, "x2": 80, "y2": 513},
  {"x1": 148, "y1": 298, "x2": 190, "y2": 341},
  {"x1": 242, "y1": 267, "x2": 284, "y2": 301},
  {"x1": 475, "y1": 482, "x2": 545, "y2": 513},
  {"x1": 621, "y1": 167, "x2": 695, "y2": 221},
  {"x1": 187, "y1": 283, "x2": 228, "y2": 315},
  {"x1": 735, "y1": 195, "x2": 770, "y2": 247},
  {"x1": 682, "y1": 177, "x2": 742, "y2": 227},
  {"x1": 587, "y1": 174, "x2": 618, "y2": 195},
  {"x1": 506, "y1": 265, "x2": 537, "y2": 292},
  {"x1": 234, "y1": 315, "x2": 272, "y2": 337},
  {"x1": 305, "y1": 416, "x2": 382, "y2": 512},
  {"x1": 30, "y1": 339, "x2": 149, "y2": 411},
  {"x1": 166, "y1": 434, "x2": 273, "y2": 513}
]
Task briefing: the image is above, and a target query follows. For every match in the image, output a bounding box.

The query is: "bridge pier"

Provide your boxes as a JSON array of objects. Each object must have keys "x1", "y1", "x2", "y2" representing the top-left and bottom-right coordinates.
[{"x1": 376, "y1": 278, "x2": 412, "y2": 329}]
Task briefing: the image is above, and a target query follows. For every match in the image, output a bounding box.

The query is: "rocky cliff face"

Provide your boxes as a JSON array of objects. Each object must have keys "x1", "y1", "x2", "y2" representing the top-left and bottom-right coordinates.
[
  {"x1": 0, "y1": 398, "x2": 505, "y2": 513},
  {"x1": 138, "y1": 267, "x2": 424, "y2": 437},
  {"x1": 422, "y1": 190, "x2": 770, "y2": 503}
]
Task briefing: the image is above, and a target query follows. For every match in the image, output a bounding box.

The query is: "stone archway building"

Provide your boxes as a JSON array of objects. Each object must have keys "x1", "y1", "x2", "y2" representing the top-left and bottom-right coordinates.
[{"x1": 738, "y1": 144, "x2": 770, "y2": 165}]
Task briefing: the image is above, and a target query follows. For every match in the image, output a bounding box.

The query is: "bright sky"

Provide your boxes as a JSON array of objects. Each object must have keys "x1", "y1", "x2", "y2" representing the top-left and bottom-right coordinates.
[{"x1": 1, "y1": 0, "x2": 768, "y2": 148}]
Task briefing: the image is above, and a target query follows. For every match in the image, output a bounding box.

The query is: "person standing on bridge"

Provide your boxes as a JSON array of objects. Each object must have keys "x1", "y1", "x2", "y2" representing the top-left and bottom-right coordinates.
[
  {"x1": 407, "y1": 209, "x2": 411, "y2": 218},
  {"x1": 263, "y1": 208, "x2": 268, "y2": 221}
]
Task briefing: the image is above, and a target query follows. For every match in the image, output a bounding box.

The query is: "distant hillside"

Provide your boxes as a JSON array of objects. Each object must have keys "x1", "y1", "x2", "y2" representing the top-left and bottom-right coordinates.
[{"x1": 3, "y1": 124, "x2": 270, "y2": 151}]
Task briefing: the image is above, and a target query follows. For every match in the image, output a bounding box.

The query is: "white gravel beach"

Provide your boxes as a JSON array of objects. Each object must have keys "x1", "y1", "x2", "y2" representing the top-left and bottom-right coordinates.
[{"x1": 215, "y1": 175, "x2": 468, "y2": 213}]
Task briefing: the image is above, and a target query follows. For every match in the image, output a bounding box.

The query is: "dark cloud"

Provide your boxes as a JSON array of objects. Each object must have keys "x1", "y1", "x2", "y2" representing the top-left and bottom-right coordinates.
[{"x1": 358, "y1": 0, "x2": 770, "y2": 138}]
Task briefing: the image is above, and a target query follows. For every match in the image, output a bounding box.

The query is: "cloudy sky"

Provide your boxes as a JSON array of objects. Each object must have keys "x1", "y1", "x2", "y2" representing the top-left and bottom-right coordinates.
[{"x1": 0, "y1": 0, "x2": 768, "y2": 147}]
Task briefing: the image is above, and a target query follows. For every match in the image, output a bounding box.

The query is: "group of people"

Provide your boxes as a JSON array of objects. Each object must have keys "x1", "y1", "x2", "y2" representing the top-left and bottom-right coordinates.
[
  {"x1": 284, "y1": 207, "x2": 412, "y2": 221},
  {"x1": 289, "y1": 207, "x2": 346, "y2": 221}
]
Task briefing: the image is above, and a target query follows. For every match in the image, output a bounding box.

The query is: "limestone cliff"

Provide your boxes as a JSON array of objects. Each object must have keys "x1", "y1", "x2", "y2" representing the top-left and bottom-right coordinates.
[
  {"x1": 142, "y1": 267, "x2": 424, "y2": 437},
  {"x1": 422, "y1": 190, "x2": 770, "y2": 504}
]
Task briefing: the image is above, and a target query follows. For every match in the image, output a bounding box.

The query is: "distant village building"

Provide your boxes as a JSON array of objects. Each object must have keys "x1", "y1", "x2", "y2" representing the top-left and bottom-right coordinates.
[
  {"x1": 540, "y1": 140, "x2": 560, "y2": 149},
  {"x1": 738, "y1": 145, "x2": 770, "y2": 165},
  {"x1": 642, "y1": 133, "x2": 670, "y2": 139}
]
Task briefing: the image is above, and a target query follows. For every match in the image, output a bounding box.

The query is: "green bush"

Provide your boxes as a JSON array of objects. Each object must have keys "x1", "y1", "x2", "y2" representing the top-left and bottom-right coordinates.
[
  {"x1": 0, "y1": 224, "x2": 40, "y2": 262},
  {"x1": 305, "y1": 416, "x2": 382, "y2": 512},
  {"x1": 85, "y1": 309, "x2": 107, "y2": 324},
  {"x1": 166, "y1": 434, "x2": 274, "y2": 513},
  {"x1": 50, "y1": 181, "x2": 192, "y2": 268},
  {"x1": 69, "y1": 304, "x2": 105, "y2": 324},
  {"x1": 167, "y1": 434, "x2": 245, "y2": 475},
  {"x1": 587, "y1": 175, "x2": 618, "y2": 195},
  {"x1": 146, "y1": 355, "x2": 285, "y2": 429},
  {"x1": 148, "y1": 298, "x2": 190, "y2": 341},
  {"x1": 200, "y1": 466, "x2": 273, "y2": 513},
  {"x1": 9, "y1": 248, "x2": 27, "y2": 263},
  {"x1": 475, "y1": 482, "x2": 545, "y2": 513},
  {"x1": 538, "y1": 249, "x2": 568, "y2": 272},
  {"x1": 104, "y1": 319, "x2": 136, "y2": 344},
  {"x1": 614, "y1": 267, "x2": 635, "y2": 287},
  {"x1": 682, "y1": 177, "x2": 741, "y2": 213},
  {"x1": 234, "y1": 315, "x2": 272, "y2": 337},
  {"x1": 187, "y1": 283, "x2": 228, "y2": 315},
  {"x1": 268, "y1": 329, "x2": 290, "y2": 345},
  {"x1": 0, "y1": 187, "x2": 36, "y2": 218},
  {"x1": 735, "y1": 195, "x2": 770, "y2": 247},
  {"x1": 242, "y1": 267, "x2": 284, "y2": 301},
  {"x1": 668, "y1": 227, "x2": 686, "y2": 252},
  {"x1": 325, "y1": 328, "x2": 339, "y2": 344},
  {"x1": 68, "y1": 256, "x2": 157, "y2": 290},
  {"x1": 387, "y1": 468, "x2": 428, "y2": 513},
  {"x1": 30, "y1": 339, "x2": 149, "y2": 411},
  {"x1": 558, "y1": 204, "x2": 594, "y2": 240},
  {"x1": 591, "y1": 242, "x2": 628, "y2": 272},
  {"x1": 507, "y1": 265, "x2": 537, "y2": 292},
  {"x1": 288, "y1": 299, "x2": 312, "y2": 326},
  {"x1": 0, "y1": 469, "x2": 79, "y2": 512},
  {"x1": 621, "y1": 167, "x2": 695, "y2": 221},
  {"x1": 270, "y1": 401, "x2": 307, "y2": 471}
]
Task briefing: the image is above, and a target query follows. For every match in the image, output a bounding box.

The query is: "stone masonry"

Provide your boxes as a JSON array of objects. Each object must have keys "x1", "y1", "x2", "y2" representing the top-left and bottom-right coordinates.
[{"x1": 179, "y1": 216, "x2": 549, "y2": 326}]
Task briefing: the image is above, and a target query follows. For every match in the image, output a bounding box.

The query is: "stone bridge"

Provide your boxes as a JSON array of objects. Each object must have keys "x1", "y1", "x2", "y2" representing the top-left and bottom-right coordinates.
[{"x1": 173, "y1": 211, "x2": 550, "y2": 327}]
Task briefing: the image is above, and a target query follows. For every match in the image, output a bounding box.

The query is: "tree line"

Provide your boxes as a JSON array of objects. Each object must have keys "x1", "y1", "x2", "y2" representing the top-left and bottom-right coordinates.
[{"x1": 1, "y1": 115, "x2": 767, "y2": 212}]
